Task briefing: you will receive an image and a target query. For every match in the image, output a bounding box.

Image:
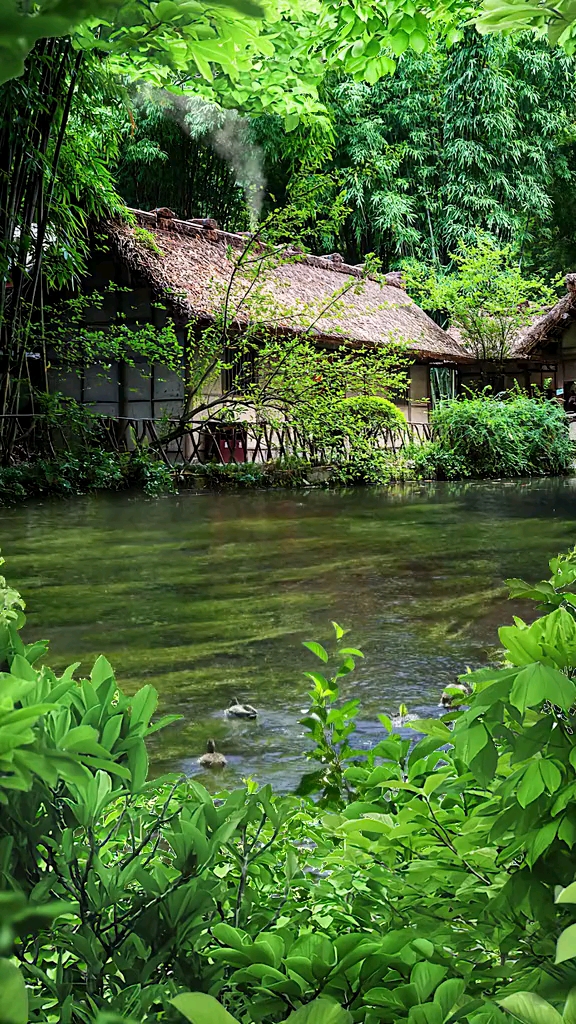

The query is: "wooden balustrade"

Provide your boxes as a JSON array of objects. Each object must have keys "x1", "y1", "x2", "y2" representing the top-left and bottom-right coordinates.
[{"x1": 0, "y1": 414, "x2": 431, "y2": 467}]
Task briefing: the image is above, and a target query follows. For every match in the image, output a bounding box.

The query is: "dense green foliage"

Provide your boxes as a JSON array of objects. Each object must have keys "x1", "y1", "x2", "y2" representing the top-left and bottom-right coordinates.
[
  {"x1": 115, "y1": 100, "x2": 249, "y2": 230},
  {"x1": 4, "y1": 545, "x2": 576, "y2": 1022},
  {"x1": 416, "y1": 393, "x2": 573, "y2": 479},
  {"x1": 2, "y1": 390, "x2": 570, "y2": 504},
  {"x1": 3, "y1": 0, "x2": 576, "y2": 489},
  {"x1": 254, "y1": 33, "x2": 576, "y2": 274}
]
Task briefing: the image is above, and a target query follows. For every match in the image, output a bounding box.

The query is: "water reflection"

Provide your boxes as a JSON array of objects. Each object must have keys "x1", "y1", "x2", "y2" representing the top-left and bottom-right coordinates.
[{"x1": 0, "y1": 477, "x2": 575, "y2": 789}]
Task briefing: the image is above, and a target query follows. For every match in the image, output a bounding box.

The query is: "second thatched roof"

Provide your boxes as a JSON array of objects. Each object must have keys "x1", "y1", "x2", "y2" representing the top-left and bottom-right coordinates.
[
  {"x1": 511, "y1": 274, "x2": 576, "y2": 355},
  {"x1": 103, "y1": 209, "x2": 470, "y2": 363}
]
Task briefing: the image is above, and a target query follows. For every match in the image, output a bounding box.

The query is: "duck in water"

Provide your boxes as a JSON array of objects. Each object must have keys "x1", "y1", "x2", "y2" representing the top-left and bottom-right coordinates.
[
  {"x1": 440, "y1": 681, "x2": 472, "y2": 710},
  {"x1": 226, "y1": 698, "x2": 258, "y2": 720},
  {"x1": 197, "y1": 739, "x2": 227, "y2": 768}
]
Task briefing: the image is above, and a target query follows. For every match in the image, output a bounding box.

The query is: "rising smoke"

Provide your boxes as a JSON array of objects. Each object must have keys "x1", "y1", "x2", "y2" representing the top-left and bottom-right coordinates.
[
  {"x1": 134, "y1": 87, "x2": 266, "y2": 225},
  {"x1": 211, "y1": 111, "x2": 265, "y2": 225}
]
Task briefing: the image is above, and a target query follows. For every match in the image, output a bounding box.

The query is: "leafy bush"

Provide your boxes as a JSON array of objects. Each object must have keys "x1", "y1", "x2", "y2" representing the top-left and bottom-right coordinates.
[
  {"x1": 337, "y1": 396, "x2": 407, "y2": 436},
  {"x1": 417, "y1": 392, "x2": 573, "y2": 479},
  {"x1": 0, "y1": 448, "x2": 176, "y2": 503},
  {"x1": 4, "y1": 548, "x2": 576, "y2": 1023},
  {"x1": 0, "y1": 399, "x2": 177, "y2": 503}
]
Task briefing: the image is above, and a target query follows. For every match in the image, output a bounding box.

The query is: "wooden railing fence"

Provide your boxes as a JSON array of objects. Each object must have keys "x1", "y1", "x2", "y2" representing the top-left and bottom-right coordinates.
[{"x1": 0, "y1": 414, "x2": 432, "y2": 467}]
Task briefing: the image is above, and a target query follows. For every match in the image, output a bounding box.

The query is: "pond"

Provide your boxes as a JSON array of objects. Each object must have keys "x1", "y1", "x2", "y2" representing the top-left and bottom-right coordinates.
[{"x1": 1, "y1": 478, "x2": 575, "y2": 790}]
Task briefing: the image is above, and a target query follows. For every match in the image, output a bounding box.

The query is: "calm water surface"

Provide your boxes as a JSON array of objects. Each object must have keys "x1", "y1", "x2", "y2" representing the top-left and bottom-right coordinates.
[{"x1": 1, "y1": 479, "x2": 575, "y2": 789}]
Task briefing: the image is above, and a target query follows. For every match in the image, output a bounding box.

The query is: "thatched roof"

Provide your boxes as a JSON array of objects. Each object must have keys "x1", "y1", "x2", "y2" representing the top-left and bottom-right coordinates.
[
  {"x1": 512, "y1": 274, "x2": 576, "y2": 356},
  {"x1": 104, "y1": 209, "x2": 470, "y2": 363}
]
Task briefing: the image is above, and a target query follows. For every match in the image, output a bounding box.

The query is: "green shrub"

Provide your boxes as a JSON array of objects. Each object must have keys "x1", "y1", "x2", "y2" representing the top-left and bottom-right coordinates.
[
  {"x1": 3, "y1": 548, "x2": 576, "y2": 1022},
  {"x1": 419, "y1": 392, "x2": 573, "y2": 479},
  {"x1": 337, "y1": 395, "x2": 407, "y2": 436},
  {"x1": 0, "y1": 448, "x2": 176, "y2": 503}
]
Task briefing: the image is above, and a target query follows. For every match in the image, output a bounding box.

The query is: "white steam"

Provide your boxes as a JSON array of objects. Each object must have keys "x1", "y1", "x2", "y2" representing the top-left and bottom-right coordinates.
[
  {"x1": 134, "y1": 88, "x2": 265, "y2": 225},
  {"x1": 211, "y1": 111, "x2": 265, "y2": 226}
]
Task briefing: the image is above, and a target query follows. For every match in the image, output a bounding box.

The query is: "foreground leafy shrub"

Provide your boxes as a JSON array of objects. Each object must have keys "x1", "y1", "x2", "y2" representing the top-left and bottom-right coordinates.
[
  {"x1": 418, "y1": 392, "x2": 572, "y2": 479},
  {"x1": 3, "y1": 548, "x2": 576, "y2": 1022}
]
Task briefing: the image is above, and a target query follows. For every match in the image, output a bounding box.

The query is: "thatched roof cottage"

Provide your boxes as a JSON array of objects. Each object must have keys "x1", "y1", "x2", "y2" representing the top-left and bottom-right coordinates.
[{"x1": 51, "y1": 208, "x2": 470, "y2": 426}]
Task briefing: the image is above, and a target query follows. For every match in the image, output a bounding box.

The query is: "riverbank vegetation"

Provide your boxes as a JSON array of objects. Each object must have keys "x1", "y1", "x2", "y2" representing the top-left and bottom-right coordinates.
[
  {"x1": 0, "y1": 391, "x2": 570, "y2": 504},
  {"x1": 2, "y1": 545, "x2": 576, "y2": 1022}
]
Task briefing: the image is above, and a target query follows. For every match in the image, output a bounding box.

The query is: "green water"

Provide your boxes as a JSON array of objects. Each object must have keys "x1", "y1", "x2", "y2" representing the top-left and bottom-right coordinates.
[{"x1": 1, "y1": 479, "x2": 575, "y2": 788}]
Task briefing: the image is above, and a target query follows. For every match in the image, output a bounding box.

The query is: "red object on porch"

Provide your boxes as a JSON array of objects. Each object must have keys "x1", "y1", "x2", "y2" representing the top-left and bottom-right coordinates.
[{"x1": 217, "y1": 431, "x2": 246, "y2": 463}]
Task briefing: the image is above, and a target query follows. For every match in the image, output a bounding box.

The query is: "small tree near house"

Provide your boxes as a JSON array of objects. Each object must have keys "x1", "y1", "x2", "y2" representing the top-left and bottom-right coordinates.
[
  {"x1": 404, "y1": 235, "x2": 559, "y2": 363},
  {"x1": 156, "y1": 225, "x2": 413, "y2": 455}
]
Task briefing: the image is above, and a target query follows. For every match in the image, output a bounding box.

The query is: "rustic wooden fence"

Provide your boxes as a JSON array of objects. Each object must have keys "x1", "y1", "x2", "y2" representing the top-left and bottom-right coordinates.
[{"x1": 0, "y1": 414, "x2": 431, "y2": 467}]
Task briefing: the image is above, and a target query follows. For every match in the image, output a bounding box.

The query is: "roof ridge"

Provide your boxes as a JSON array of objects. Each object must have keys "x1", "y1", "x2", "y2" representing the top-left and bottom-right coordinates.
[{"x1": 129, "y1": 208, "x2": 395, "y2": 286}]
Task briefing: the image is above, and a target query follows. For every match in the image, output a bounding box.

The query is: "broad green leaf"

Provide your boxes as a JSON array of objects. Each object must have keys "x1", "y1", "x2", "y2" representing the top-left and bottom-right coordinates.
[
  {"x1": 412, "y1": 938, "x2": 434, "y2": 958},
  {"x1": 563, "y1": 989, "x2": 576, "y2": 1024},
  {"x1": 302, "y1": 642, "x2": 329, "y2": 663},
  {"x1": 409, "y1": 29, "x2": 427, "y2": 52},
  {"x1": 470, "y1": 734, "x2": 498, "y2": 786},
  {"x1": 10, "y1": 655, "x2": 37, "y2": 682},
  {"x1": 423, "y1": 772, "x2": 452, "y2": 796},
  {"x1": 101, "y1": 714, "x2": 123, "y2": 751},
  {"x1": 90, "y1": 655, "x2": 115, "y2": 687},
  {"x1": 409, "y1": 1004, "x2": 443, "y2": 1024},
  {"x1": 411, "y1": 962, "x2": 447, "y2": 1002},
  {"x1": 434, "y1": 979, "x2": 466, "y2": 1017},
  {"x1": 511, "y1": 663, "x2": 576, "y2": 713},
  {"x1": 127, "y1": 741, "x2": 148, "y2": 792},
  {"x1": 454, "y1": 721, "x2": 489, "y2": 763},
  {"x1": 155, "y1": 0, "x2": 181, "y2": 19},
  {"x1": 238, "y1": 962, "x2": 287, "y2": 982},
  {"x1": 60, "y1": 725, "x2": 100, "y2": 752},
  {"x1": 557, "y1": 924, "x2": 576, "y2": 964},
  {"x1": 389, "y1": 29, "x2": 409, "y2": 55},
  {"x1": 499, "y1": 992, "x2": 563, "y2": 1024},
  {"x1": 527, "y1": 819, "x2": 559, "y2": 866},
  {"x1": 0, "y1": 958, "x2": 27, "y2": 1024},
  {"x1": 129, "y1": 685, "x2": 158, "y2": 728},
  {"x1": 145, "y1": 714, "x2": 183, "y2": 736},
  {"x1": 409, "y1": 719, "x2": 451, "y2": 740},
  {"x1": 556, "y1": 882, "x2": 576, "y2": 903},
  {"x1": 211, "y1": 924, "x2": 249, "y2": 951},
  {"x1": 171, "y1": 993, "x2": 239, "y2": 1024},
  {"x1": 540, "y1": 759, "x2": 562, "y2": 793},
  {"x1": 517, "y1": 762, "x2": 545, "y2": 808},
  {"x1": 285, "y1": 998, "x2": 353, "y2": 1023}
]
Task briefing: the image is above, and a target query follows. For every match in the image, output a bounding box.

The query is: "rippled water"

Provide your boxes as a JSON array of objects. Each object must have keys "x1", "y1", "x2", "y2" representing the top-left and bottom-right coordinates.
[{"x1": 1, "y1": 478, "x2": 575, "y2": 789}]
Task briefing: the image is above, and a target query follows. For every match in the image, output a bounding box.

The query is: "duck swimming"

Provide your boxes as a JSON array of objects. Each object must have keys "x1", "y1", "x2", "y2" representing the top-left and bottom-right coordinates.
[
  {"x1": 226, "y1": 698, "x2": 258, "y2": 720},
  {"x1": 197, "y1": 739, "x2": 227, "y2": 768},
  {"x1": 440, "y1": 681, "x2": 472, "y2": 709}
]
